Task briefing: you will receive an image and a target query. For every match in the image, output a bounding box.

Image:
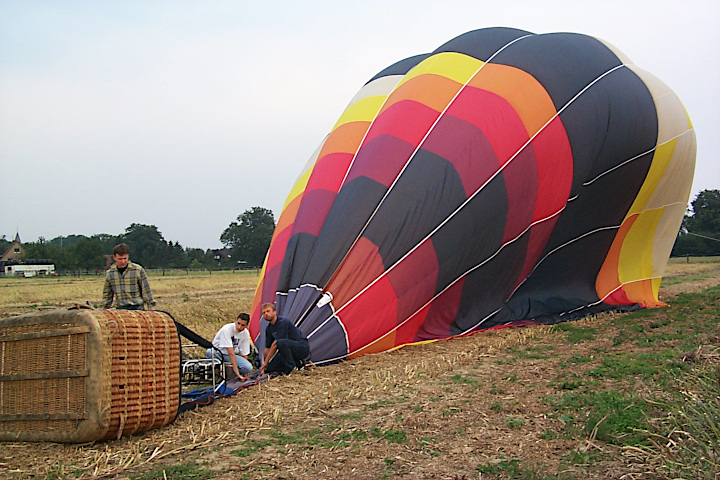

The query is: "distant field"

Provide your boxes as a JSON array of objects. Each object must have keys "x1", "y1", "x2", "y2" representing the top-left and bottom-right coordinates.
[
  {"x1": 667, "y1": 255, "x2": 720, "y2": 264},
  {"x1": 2, "y1": 257, "x2": 716, "y2": 312},
  {"x1": 661, "y1": 256, "x2": 720, "y2": 288},
  {"x1": 0, "y1": 269, "x2": 260, "y2": 344}
]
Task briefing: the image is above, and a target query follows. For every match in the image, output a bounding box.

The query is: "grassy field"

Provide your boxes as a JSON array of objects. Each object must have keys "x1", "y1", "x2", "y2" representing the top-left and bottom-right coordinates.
[
  {"x1": 0, "y1": 269, "x2": 260, "y2": 344},
  {"x1": 0, "y1": 259, "x2": 718, "y2": 479}
]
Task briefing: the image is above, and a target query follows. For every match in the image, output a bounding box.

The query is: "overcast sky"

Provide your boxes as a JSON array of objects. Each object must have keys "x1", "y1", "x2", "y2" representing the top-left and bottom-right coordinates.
[{"x1": 1, "y1": 1, "x2": 718, "y2": 250}]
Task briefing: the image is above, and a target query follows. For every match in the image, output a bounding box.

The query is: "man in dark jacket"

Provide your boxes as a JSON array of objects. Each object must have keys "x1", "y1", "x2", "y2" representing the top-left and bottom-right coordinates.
[{"x1": 258, "y1": 303, "x2": 310, "y2": 375}]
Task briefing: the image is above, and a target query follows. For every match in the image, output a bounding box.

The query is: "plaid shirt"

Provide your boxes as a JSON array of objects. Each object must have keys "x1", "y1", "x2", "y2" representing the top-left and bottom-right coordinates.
[{"x1": 102, "y1": 261, "x2": 155, "y2": 309}]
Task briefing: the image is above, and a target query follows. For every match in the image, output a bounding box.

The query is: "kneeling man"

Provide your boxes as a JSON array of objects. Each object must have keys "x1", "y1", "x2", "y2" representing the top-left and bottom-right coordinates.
[
  {"x1": 258, "y1": 303, "x2": 310, "y2": 376},
  {"x1": 207, "y1": 313, "x2": 253, "y2": 380}
]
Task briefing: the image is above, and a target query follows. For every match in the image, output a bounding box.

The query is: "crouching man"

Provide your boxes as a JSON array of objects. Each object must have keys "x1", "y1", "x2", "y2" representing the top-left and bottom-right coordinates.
[
  {"x1": 258, "y1": 303, "x2": 310, "y2": 376},
  {"x1": 207, "y1": 313, "x2": 253, "y2": 380}
]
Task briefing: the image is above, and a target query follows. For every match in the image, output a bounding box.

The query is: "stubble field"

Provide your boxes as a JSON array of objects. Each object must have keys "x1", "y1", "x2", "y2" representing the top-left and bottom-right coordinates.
[{"x1": 0, "y1": 259, "x2": 718, "y2": 480}]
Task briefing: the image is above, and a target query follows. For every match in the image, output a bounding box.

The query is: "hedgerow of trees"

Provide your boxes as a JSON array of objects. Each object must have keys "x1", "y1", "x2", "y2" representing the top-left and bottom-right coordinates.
[
  {"x1": 671, "y1": 189, "x2": 720, "y2": 257},
  {"x1": 2, "y1": 190, "x2": 716, "y2": 274},
  {"x1": 1, "y1": 206, "x2": 276, "y2": 273}
]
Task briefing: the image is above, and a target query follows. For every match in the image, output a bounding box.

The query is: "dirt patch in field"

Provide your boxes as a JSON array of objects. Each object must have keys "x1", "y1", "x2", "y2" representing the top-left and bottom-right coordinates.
[{"x1": 0, "y1": 262, "x2": 718, "y2": 479}]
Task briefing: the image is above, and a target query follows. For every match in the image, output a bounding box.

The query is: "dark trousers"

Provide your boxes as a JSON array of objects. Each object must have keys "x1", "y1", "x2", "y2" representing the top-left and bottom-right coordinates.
[{"x1": 267, "y1": 339, "x2": 310, "y2": 375}]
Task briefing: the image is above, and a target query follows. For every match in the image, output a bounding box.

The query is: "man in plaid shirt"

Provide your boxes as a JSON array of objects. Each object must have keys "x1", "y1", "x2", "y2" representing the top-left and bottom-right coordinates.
[{"x1": 102, "y1": 243, "x2": 156, "y2": 310}]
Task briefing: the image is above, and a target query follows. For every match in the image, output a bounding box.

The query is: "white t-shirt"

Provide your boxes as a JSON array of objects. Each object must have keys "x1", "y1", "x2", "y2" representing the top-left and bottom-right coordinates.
[{"x1": 212, "y1": 323, "x2": 251, "y2": 356}]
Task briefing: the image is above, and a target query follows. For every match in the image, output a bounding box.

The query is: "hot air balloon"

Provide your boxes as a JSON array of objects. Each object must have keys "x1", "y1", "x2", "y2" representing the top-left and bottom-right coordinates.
[{"x1": 249, "y1": 27, "x2": 696, "y2": 366}]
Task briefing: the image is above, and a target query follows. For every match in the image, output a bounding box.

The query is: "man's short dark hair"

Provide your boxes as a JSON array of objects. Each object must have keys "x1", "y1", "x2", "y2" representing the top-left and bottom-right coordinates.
[
  {"x1": 237, "y1": 312, "x2": 250, "y2": 322},
  {"x1": 113, "y1": 243, "x2": 130, "y2": 256},
  {"x1": 261, "y1": 303, "x2": 276, "y2": 311}
]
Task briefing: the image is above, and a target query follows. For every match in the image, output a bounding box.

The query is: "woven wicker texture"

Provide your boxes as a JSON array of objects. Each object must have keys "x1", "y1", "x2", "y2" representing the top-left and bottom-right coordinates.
[
  {"x1": 102, "y1": 310, "x2": 180, "y2": 440},
  {"x1": 0, "y1": 309, "x2": 180, "y2": 442}
]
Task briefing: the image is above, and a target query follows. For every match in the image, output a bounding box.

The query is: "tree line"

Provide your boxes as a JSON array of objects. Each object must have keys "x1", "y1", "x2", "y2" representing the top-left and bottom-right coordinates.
[
  {"x1": 671, "y1": 189, "x2": 720, "y2": 257},
  {"x1": 0, "y1": 207, "x2": 276, "y2": 273},
  {"x1": 2, "y1": 191, "x2": 717, "y2": 274}
]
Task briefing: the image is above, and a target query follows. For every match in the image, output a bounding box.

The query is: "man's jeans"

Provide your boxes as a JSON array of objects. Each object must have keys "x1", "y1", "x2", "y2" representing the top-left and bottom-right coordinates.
[
  {"x1": 266, "y1": 339, "x2": 310, "y2": 375},
  {"x1": 206, "y1": 348, "x2": 253, "y2": 375}
]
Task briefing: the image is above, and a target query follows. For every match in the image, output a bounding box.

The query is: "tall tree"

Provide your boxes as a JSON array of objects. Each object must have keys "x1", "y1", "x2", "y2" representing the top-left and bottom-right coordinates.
[
  {"x1": 74, "y1": 237, "x2": 105, "y2": 271},
  {"x1": 685, "y1": 190, "x2": 720, "y2": 237},
  {"x1": 221, "y1": 207, "x2": 275, "y2": 267},
  {"x1": 122, "y1": 224, "x2": 168, "y2": 268},
  {"x1": 673, "y1": 189, "x2": 720, "y2": 256},
  {"x1": 22, "y1": 239, "x2": 77, "y2": 271},
  {"x1": 0, "y1": 235, "x2": 11, "y2": 255},
  {"x1": 93, "y1": 233, "x2": 122, "y2": 254},
  {"x1": 48, "y1": 234, "x2": 87, "y2": 248},
  {"x1": 167, "y1": 241, "x2": 188, "y2": 268},
  {"x1": 186, "y1": 248, "x2": 215, "y2": 269}
]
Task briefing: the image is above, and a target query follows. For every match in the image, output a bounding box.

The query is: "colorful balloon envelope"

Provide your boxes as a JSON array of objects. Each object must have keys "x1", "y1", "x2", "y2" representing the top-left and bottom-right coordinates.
[{"x1": 249, "y1": 27, "x2": 696, "y2": 365}]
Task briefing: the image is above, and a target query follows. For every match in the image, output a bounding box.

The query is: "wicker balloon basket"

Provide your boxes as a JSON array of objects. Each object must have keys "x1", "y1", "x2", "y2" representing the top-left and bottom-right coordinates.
[{"x1": 0, "y1": 308, "x2": 180, "y2": 443}]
